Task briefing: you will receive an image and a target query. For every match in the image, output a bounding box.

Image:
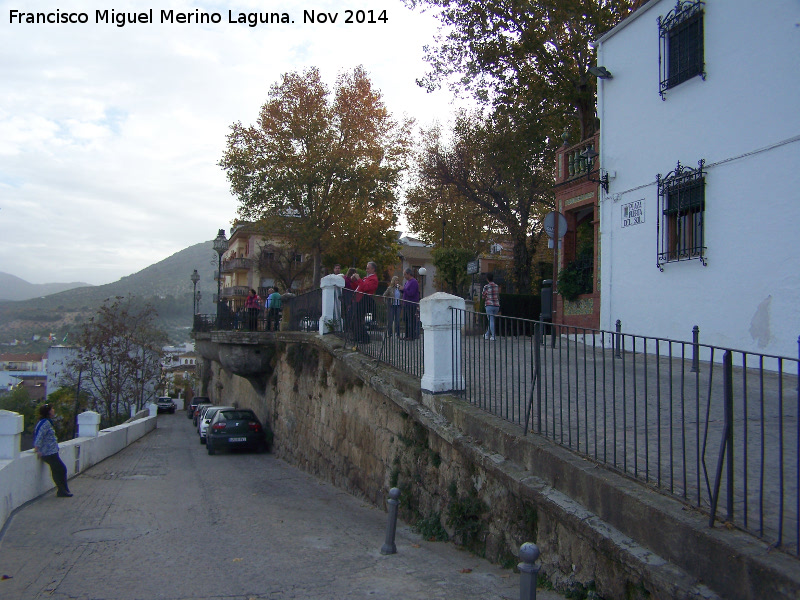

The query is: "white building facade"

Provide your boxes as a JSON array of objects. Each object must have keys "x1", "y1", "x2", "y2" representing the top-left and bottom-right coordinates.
[{"x1": 595, "y1": 0, "x2": 800, "y2": 358}]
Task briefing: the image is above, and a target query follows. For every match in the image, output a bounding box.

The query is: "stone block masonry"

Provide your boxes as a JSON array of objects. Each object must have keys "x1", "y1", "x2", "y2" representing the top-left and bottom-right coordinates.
[{"x1": 195, "y1": 331, "x2": 800, "y2": 600}]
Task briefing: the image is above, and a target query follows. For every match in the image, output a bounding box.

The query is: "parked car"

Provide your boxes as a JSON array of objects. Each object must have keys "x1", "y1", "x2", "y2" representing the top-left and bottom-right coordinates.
[
  {"x1": 187, "y1": 396, "x2": 209, "y2": 419},
  {"x1": 206, "y1": 409, "x2": 269, "y2": 455},
  {"x1": 196, "y1": 404, "x2": 215, "y2": 434},
  {"x1": 193, "y1": 402, "x2": 213, "y2": 427},
  {"x1": 198, "y1": 406, "x2": 234, "y2": 444},
  {"x1": 156, "y1": 397, "x2": 176, "y2": 414}
]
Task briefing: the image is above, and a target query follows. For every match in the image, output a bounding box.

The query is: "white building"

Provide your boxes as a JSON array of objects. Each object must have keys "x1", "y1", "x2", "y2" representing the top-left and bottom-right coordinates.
[
  {"x1": 46, "y1": 346, "x2": 80, "y2": 397},
  {"x1": 595, "y1": 0, "x2": 800, "y2": 358}
]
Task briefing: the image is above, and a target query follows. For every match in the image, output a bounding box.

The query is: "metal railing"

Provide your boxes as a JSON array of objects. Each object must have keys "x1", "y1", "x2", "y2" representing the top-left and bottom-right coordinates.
[
  {"x1": 281, "y1": 289, "x2": 321, "y2": 332},
  {"x1": 330, "y1": 288, "x2": 423, "y2": 378},
  {"x1": 451, "y1": 308, "x2": 800, "y2": 555},
  {"x1": 193, "y1": 309, "x2": 271, "y2": 332}
]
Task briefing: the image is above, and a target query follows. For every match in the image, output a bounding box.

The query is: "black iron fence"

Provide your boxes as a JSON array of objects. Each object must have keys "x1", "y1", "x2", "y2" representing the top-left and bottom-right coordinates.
[
  {"x1": 451, "y1": 308, "x2": 800, "y2": 556},
  {"x1": 329, "y1": 287, "x2": 423, "y2": 379},
  {"x1": 281, "y1": 289, "x2": 321, "y2": 332}
]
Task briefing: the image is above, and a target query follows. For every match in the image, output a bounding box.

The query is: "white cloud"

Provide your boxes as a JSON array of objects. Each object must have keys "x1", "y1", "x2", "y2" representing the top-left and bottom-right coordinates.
[{"x1": 0, "y1": 0, "x2": 467, "y2": 285}]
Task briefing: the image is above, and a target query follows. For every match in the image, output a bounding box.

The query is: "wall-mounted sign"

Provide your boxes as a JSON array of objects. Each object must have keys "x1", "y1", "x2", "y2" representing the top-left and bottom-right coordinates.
[{"x1": 621, "y1": 199, "x2": 645, "y2": 228}]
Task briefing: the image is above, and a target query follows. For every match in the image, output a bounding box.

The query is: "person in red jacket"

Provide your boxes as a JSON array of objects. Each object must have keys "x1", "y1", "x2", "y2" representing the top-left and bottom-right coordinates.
[
  {"x1": 348, "y1": 261, "x2": 379, "y2": 343},
  {"x1": 244, "y1": 288, "x2": 261, "y2": 331}
]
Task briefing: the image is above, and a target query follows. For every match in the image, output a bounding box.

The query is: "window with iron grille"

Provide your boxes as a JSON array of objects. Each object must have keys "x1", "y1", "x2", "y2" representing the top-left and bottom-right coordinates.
[
  {"x1": 657, "y1": 160, "x2": 706, "y2": 270},
  {"x1": 659, "y1": 1, "x2": 705, "y2": 99}
]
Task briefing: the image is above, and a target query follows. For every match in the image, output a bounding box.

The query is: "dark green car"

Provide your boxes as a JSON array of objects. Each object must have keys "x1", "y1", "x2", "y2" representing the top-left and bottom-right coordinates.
[{"x1": 206, "y1": 409, "x2": 269, "y2": 455}]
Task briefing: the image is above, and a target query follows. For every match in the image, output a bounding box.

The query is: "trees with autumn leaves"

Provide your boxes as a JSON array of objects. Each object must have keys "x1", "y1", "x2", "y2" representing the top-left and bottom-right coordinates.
[
  {"x1": 220, "y1": 66, "x2": 413, "y2": 286},
  {"x1": 408, "y1": 109, "x2": 555, "y2": 293},
  {"x1": 404, "y1": 0, "x2": 636, "y2": 140},
  {"x1": 403, "y1": 1, "x2": 636, "y2": 292}
]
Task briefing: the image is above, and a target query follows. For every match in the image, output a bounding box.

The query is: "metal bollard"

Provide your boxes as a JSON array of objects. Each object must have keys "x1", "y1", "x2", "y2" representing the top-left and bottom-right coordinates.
[
  {"x1": 614, "y1": 319, "x2": 622, "y2": 358},
  {"x1": 691, "y1": 325, "x2": 700, "y2": 373},
  {"x1": 518, "y1": 542, "x2": 541, "y2": 600},
  {"x1": 380, "y1": 487, "x2": 401, "y2": 555}
]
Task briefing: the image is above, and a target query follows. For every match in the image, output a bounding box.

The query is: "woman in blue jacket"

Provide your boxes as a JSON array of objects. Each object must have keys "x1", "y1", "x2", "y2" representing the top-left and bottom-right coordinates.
[{"x1": 33, "y1": 404, "x2": 73, "y2": 497}]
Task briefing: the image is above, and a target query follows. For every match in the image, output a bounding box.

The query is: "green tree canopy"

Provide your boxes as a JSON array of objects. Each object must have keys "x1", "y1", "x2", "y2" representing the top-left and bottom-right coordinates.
[
  {"x1": 404, "y1": 0, "x2": 635, "y2": 140},
  {"x1": 0, "y1": 386, "x2": 35, "y2": 433},
  {"x1": 220, "y1": 66, "x2": 413, "y2": 287},
  {"x1": 431, "y1": 247, "x2": 476, "y2": 297}
]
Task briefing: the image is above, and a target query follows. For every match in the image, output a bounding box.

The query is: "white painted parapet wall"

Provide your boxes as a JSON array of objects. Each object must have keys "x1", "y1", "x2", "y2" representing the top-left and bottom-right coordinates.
[
  {"x1": 319, "y1": 274, "x2": 345, "y2": 335},
  {"x1": 0, "y1": 409, "x2": 157, "y2": 531},
  {"x1": 420, "y1": 293, "x2": 466, "y2": 394}
]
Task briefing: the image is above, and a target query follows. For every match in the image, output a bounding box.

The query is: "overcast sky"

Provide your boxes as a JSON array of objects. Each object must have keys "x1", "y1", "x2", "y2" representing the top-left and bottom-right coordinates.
[{"x1": 0, "y1": 0, "x2": 466, "y2": 285}]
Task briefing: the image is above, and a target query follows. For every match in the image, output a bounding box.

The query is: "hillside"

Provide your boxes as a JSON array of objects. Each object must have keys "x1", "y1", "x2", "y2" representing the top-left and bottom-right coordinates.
[
  {"x1": 0, "y1": 241, "x2": 218, "y2": 351},
  {"x1": 0, "y1": 272, "x2": 92, "y2": 301}
]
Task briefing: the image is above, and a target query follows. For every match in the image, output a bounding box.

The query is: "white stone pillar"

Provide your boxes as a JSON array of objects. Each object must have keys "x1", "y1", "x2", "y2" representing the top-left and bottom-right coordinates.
[
  {"x1": 319, "y1": 274, "x2": 345, "y2": 335},
  {"x1": 420, "y1": 293, "x2": 466, "y2": 394},
  {"x1": 0, "y1": 410, "x2": 23, "y2": 460},
  {"x1": 77, "y1": 411, "x2": 101, "y2": 438}
]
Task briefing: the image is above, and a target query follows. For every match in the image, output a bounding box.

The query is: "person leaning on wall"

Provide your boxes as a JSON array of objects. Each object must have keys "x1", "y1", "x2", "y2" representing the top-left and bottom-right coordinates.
[{"x1": 33, "y1": 403, "x2": 73, "y2": 497}]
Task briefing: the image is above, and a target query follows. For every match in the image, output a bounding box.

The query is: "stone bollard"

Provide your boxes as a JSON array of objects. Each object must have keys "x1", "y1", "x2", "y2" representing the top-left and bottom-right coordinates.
[
  {"x1": 518, "y1": 542, "x2": 541, "y2": 600},
  {"x1": 380, "y1": 487, "x2": 401, "y2": 555},
  {"x1": 77, "y1": 411, "x2": 101, "y2": 438},
  {"x1": 0, "y1": 410, "x2": 24, "y2": 460}
]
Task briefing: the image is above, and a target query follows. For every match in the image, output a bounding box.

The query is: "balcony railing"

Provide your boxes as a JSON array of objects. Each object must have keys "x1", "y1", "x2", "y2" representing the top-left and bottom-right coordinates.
[
  {"x1": 220, "y1": 286, "x2": 249, "y2": 298},
  {"x1": 221, "y1": 257, "x2": 252, "y2": 273},
  {"x1": 557, "y1": 134, "x2": 600, "y2": 185}
]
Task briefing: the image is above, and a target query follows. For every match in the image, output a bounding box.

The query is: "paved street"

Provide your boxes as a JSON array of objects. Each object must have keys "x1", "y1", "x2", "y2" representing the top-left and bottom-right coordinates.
[{"x1": 0, "y1": 412, "x2": 561, "y2": 600}]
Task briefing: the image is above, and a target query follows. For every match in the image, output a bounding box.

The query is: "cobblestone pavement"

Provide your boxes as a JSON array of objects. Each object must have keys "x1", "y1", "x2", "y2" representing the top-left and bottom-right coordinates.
[{"x1": 0, "y1": 413, "x2": 563, "y2": 600}]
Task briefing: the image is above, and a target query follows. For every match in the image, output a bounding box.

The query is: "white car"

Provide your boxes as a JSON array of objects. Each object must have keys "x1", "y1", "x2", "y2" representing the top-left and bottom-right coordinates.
[{"x1": 198, "y1": 406, "x2": 234, "y2": 444}]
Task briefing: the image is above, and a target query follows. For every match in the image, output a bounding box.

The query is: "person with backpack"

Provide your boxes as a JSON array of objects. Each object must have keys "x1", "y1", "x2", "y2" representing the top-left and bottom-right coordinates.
[{"x1": 33, "y1": 404, "x2": 72, "y2": 497}]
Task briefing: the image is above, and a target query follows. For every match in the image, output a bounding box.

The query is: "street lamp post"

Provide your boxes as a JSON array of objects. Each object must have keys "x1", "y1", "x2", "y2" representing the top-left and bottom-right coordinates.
[
  {"x1": 418, "y1": 267, "x2": 427, "y2": 299},
  {"x1": 213, "y1": 229, "x2": 229, "y2": 329},
  {"x1": 190, "y1": 269, "x2": 200, "y2": 315}
]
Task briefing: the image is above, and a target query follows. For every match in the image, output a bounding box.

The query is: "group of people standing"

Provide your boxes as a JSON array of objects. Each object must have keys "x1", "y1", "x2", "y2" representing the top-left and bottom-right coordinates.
[
  {"x1": 334, "y1": 262, "x2": 421, "y2": 343},
  {"x1": 334, "y1": 261, "x2": 500, "y2": 343},
  {"x1": 243, "y1": 287, "x2": 282, "y2": 332}
]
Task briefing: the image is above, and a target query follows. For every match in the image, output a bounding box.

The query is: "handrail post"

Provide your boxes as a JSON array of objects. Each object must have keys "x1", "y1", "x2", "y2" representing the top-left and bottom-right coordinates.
[
  {"x1": 723, "y1": 350, "x2": 734, "y2": 522},
  {"x1": 615, "y1": 319, "x2": 622, "y2": 358},
  {"x1": 380, "y1": 487, "x2": 401, "y2": 555},
  {"x1": 518, "y1": 542, "x2": 541, "y2": 600},
  {"x1": 535, "y1": 321, "x2": 542, "y2": 434},
  {"x1": 691, "y1": 325, "x2": 700, "y2": 373}
]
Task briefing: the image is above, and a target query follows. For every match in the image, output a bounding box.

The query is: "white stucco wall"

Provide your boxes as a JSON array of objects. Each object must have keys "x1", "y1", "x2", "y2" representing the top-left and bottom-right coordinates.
[{"x1": 596, "y1": 0, "x2": 800, "y2": 358}]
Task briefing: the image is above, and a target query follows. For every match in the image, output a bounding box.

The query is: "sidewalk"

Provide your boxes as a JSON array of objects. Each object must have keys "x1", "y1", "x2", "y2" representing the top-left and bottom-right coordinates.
[{"x1": 0, "y1": 414, "x2": 564, "y2": 600}]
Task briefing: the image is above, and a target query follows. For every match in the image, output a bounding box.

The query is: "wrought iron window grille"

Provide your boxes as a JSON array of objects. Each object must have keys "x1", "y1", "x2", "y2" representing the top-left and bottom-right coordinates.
[
  {"x1": 656, "y1": 159, "x2": 707, "y2": 271},
  {"x1": 658, "y1": 0, "x2": 705, "y2": 99}
]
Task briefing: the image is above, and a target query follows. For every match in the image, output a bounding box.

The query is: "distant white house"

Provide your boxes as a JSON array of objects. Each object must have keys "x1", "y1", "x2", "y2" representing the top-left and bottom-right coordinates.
[
  {"x1": 46, "y1": 346, "x2": 80, "y2": 396},
  {"x1": 595, "y1": 0, "x2": 800, "y2": 358}
]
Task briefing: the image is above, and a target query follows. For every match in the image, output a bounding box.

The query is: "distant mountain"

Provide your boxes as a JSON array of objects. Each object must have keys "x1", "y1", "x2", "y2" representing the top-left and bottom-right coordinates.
[
  {"x1": 0, "y1": 240, "x2": 219, "y2": 350},
  {"x1": 0, "y1": 272, "x2": 92, "y2": 301}
]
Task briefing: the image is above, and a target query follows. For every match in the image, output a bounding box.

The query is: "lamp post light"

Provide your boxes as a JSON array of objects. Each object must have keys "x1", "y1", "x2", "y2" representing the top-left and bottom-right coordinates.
[
  {"x1": 418, "y1": 267, "x2": 427, "y2": 299},
  {"x1": 213, "y1": 229, "x2": 229, "y2": 329},
  {"x1": 190, "y1": 269, "x2": 200, "y2": 315}
]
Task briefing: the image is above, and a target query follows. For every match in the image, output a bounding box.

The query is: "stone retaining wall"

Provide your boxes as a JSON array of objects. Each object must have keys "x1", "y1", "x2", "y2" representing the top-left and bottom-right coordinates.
[{"x1": 196, "y1": 332, "x2": 799, "y2": 600}]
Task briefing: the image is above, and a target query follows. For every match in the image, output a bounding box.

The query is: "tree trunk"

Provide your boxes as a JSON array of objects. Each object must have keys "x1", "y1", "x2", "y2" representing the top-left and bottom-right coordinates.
[{"x1": 512, "y1": 234, "x2": 533, "y2": 294}]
